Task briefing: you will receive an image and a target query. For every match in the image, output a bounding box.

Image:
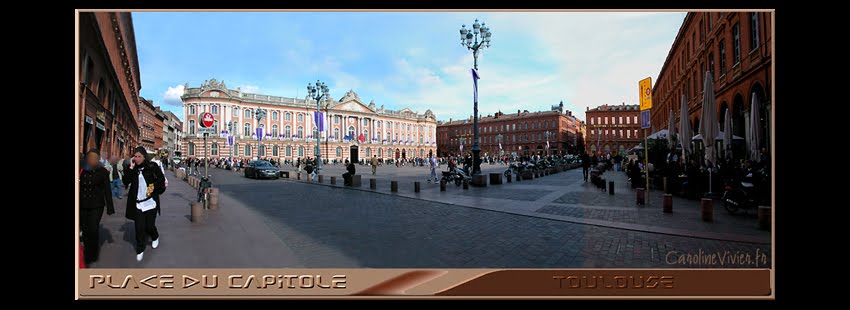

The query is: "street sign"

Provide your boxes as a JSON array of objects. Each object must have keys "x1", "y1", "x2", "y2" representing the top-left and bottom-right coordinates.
[
  {"x1": 199, "y1": 112, "x2": 215, "y2": 128},
  {"x1": 640, "y1": 109, "x2": 651, "y2": 129},
  {"x1": 198, "y1": 127, "x2": 216, "y2": 134},
  {"x1": 639, "y1": 77, "x2": 653, "y2": 111}
]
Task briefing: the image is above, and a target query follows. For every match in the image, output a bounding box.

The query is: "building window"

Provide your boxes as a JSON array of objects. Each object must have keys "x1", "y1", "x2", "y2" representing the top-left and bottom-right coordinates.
[
  {"x1": 211, "y1": 143, "x2": 218, "y2": 156},
  {"x1": 336, "y1": 147, "x2": 342, "y2": 157},
  {"x1": 732, "y1": 23, "x2": 741, "y2": 65},
  {"x1": 285, "y1": 112, "x2": 291, "y2": 121},
  {"x1": 245, "y1": 144, "x2": 252, "y2": 156},
  {"x1": 604, "y1": 117, "x2": 607, "y2": 125},
  {"x1": 285, "y1": 126, "x2": 292, "y2": 137},
  {"x1": 386, "y1": 132, "x2": 390, "y2": 140},
  {"x1": 244, "y1": 109, "x2": 251, "y2": 118},
  {"x1": 233, "y1": 143, "x2": 239, "y2": 157},
  {"x1": 272, "y1": 125, "x2": 279, "y2": 137},
  {"x1": 272, "y1": 111, "x2": 278, "y2": 120},
  {"x1": 709, "y1": 53, "x2": 715, "y2": 76},
  {"x1": 597, "y1": 117, "x2": 600, "y2": 125},
  {"x1": 211, "y1": 105, "x2": 218, "y2": 114},
  {"x1": 619, "y1": 116, "x2": 623, "y2": 124},
  {"x1": 633, "y1": 116, "x2": 638, "y2": 124},
  {"x1": 590, "y1": 118, "x2": 594, "y2": 125},
  {"x1": 619, "y1": 130, "x2": 623, "y2": 138},
  {"x1": 285, "y1": 146, "x2": 292, "y2": 157},
  {"x1": 298, "y1": 146, "x2": 304, "y2": 157},
  {"x1": 348, "y1": 126, "x2": 355, "y2": 138},
  {"x1": 297, "y1": 113, "x2": 304, "y2": 123},
  {"x1": 719, "y1": 40, "x2": 727, "y2": 75},
  {"x1": 190, "y1": 105, "x2": 196, "y2": 115},
  {"x1": 233, "y1": 106, "x2": 238, "y2": 115},
  {"x1": 213, "y1": 120, "x2": 218, "y2": 132},
  {"x1": 627, "y1": 130, "x2": 630, "y2": 139},
  {"x1": 750, "y1": 13, "x2": 760, "y2": 51},
  {"x1": 273, "y1": 145, "x2": 279, "y2": 156},
  {"x1": 189, "y1": 120, "x2": 196, "y2": 135},
  {"x1": 700, "y1": 19, "x2": 705, "y2": 43},
  {"x1": 297, "y1": 126, "x2": 304, "y2": 138},
  {"x1": 708, "y1": 12, "x2": 713, "y2": 29}
]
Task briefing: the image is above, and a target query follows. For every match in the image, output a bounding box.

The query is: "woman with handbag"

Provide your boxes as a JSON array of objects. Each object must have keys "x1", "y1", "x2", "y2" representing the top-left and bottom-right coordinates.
[{"x1": 122, "y1": 146, "x2": 166, "y2": 262}]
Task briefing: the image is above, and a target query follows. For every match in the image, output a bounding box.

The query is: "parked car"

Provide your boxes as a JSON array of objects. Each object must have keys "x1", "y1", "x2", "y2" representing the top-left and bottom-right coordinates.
[{"x1": 244, "y1": 160, "x2": 280, "y2": 179}]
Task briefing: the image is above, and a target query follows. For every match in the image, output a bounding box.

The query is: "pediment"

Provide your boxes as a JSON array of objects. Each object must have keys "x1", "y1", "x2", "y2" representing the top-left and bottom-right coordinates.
[{"x1": 334, "y1": 100, "x2": 373, "y2": 113}]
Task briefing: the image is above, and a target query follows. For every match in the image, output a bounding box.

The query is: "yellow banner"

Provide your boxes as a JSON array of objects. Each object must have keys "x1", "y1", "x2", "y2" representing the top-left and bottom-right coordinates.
[{"x1": 639, "y1": 77, "x2": 653, "y2": 111}]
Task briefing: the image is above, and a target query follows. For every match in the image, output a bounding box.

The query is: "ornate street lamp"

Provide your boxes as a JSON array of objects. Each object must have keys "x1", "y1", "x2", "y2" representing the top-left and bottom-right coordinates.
[
  {"x1": 254, "y1": 108, "x2": 267, "y2": 160},
  {"x1": 307, "y1": 80, "x2": 330, "y2": 172},
  {"x1": 459, "y1": 19, "x2": 492, "y2": 178},
  {"x1": 544, "y1": 131, "x2": 551, "y2": 157}
]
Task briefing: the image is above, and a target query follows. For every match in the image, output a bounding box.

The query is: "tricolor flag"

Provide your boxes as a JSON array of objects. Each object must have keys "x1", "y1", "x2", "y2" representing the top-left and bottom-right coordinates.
[
  {"x1": 471, "y1": 68, "x2": 480, "y2": 103},
  {"x1": 358, "y1": 133, "x2": 365, "y2": 143}
]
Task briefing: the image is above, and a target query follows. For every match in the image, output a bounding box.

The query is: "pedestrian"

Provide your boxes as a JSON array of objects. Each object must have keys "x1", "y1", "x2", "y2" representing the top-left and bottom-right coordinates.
[
  {"x1": 105, "y1": 156, "x2": 124, "y2": 199},
  {"x1": 581, "y1": 152, "x2": 591, "y2": 182},
  {"x1": 122, "y1": 146, "x2": 167, "y2": 262},
  {"x1": 305, "y1": 157, "x2": 315, "y2": 181},
  {"x1": 343, "y1": 161, "x2": 356, "y2": 186},
  {"x1": 80, "y1": 148, "x2": 116, "y2": 266},
  {"x1": 427, "y1": 152, "x2": 437, "y2": 183},
  {"x1": 371, "y1": 155, "x2": 378, "y2": 175}
]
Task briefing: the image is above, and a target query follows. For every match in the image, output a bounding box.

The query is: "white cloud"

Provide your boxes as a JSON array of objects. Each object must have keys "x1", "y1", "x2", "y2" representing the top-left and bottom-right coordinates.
[{"x1": 162, "y1": 84, "x2": 185, "y2": 106}]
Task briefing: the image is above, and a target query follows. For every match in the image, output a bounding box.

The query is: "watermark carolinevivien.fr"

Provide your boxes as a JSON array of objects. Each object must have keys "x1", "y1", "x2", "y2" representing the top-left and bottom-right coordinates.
[{"x1": 666, "y1": 248, "x2": 768, "y2": 267}]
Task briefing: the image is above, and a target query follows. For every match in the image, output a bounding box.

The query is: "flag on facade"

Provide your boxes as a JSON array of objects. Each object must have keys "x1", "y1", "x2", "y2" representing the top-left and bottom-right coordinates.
[
  {"x1": 256, "y1": 127, "x2": 264, "y2": 141},
  {"x1": 228, "y1": 135, "x2": 234, "y2": 146},
  {"x1": 499, "y1": 143, "x2": 502, "y2": 150},
  {"x1": 358, "y1": 133, "x2": 365, "y2": 143},
  {"x1": 472, "y1": 68, "x2": 480, "y2": 103},
  {"x1": 314, "y1": 111, "x2": 324, "y2": 132},
  {"x1": 460, "y1": 143, "x2": 464, "y2": 153},
  {"x1": 546, "y1": 140, "x2": 550, "y2": 149}
]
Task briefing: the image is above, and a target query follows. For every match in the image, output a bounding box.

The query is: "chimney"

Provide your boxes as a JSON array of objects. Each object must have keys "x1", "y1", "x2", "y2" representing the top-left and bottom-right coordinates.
[{"x1": 517, "y1": 110, "x2": 521, "y2": 115}]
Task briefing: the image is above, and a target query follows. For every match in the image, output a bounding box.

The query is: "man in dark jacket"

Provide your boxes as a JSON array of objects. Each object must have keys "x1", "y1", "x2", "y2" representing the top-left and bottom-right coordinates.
[
  {"x1": 80, "y1": 148, "x2": 115, "y2": 265},
  {"x1": 581, "y1": 152, "x2": 591, "y2": 182},
  {"x1": 343, "y1": 161, "x2": 356, "y2": 186}
]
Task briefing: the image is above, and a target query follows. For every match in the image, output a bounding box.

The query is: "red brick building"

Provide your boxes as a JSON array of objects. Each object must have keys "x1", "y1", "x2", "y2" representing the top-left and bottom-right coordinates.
[
  {"x1": 78, "y1": 12, "x2": 142, "y2": 158},
  {"x1": 650, "y1": 12, "x2": 771, "y2": 153},
  {"x1": 436, "y1": 102, "x2": 585, "y2": 157},
  {"x1": 585, "y1": 103, "x2": 642, "y2": 156},
  {"x1": 139, "y1": 97, "x2": 164, "y2": 152}
]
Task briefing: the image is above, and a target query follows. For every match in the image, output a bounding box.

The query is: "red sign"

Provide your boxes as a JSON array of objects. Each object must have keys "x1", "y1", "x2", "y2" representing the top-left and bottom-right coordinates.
[{"x1": 199, "y1": 112, "x2": 215, "y2": 128}]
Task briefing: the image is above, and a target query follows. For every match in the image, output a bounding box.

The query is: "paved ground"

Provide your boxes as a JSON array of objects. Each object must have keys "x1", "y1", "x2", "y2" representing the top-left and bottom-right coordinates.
[{"x1": 88, "y1": 164, "x2": 771, "y2": 268}]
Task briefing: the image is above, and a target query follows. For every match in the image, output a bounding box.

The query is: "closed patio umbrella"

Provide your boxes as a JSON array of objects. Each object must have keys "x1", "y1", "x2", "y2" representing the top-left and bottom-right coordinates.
[
  {"x1": 749, "y1": 93, "x2": 761, "y2": 163},
  {"x1": 724, "y1": 108, "x2": 732, "y2": 160},
  {"x1": 668, "y1": 107, "x2": 676, "y2": 149},
  {"x1": 700, "y1": 71, "x2": 719, "y2": 195},
  {"x1": 679, "y1": 94, "x2": 690, "y2": 162}
]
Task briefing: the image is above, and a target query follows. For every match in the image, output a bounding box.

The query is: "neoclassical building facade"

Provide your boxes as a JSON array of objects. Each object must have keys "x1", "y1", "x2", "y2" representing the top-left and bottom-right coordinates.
[{"x1": 180, "y1": 79, "x2": 437, "y2": 162}]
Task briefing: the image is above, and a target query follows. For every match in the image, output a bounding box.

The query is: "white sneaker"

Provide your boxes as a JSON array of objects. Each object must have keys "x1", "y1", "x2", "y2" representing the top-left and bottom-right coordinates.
[
  {"x1": 152, "y1": 238, "x2": 159, "y2": 249},
  {"x1": 136, "y1": 252, "x2": 144, "y2": 262}
]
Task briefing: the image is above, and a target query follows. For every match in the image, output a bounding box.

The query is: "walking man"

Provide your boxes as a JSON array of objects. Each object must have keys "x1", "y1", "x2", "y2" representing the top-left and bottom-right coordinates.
[
  {"x1": 371, "y1": 155, "x2": 378, "y2": 175},
  {"x1": 106, "y1": 156, "x2": 123, "y2": 199},
  {"x1": 581, "y1": 152, "x2": 591, "y2": 182},
  {"x1": 427, "y1": 151, "x2": 437, "y2": 183}
]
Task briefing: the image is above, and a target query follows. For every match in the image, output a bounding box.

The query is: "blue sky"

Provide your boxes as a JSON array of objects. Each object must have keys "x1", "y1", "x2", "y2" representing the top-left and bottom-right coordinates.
[{"x1": 134, "y1": 11, "x2": 685, "y2": 122}]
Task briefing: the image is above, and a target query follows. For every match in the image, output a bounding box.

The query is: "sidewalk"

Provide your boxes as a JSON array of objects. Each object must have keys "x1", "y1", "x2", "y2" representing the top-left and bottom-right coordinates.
[
  {"x1": 279, "y1": 165, "x2": 770, "y2": 245},
  {"x1": 88, "y1": 168, "x2": 302, "y2": 268}
]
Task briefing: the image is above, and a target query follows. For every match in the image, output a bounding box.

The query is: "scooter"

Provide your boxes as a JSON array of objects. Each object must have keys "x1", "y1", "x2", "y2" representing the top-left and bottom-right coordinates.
[
  {"x1": 443, "y1": 166, "x2": 471, "y2": 186},
  {"x1": 722, "y1": 171, "x2": 762, "y2": 214}
]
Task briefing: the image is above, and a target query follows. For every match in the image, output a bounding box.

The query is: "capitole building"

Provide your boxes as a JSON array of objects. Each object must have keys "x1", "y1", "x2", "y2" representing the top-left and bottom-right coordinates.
[{"x1": 180, "y1": 79, "x2": 438, "y2": 162}]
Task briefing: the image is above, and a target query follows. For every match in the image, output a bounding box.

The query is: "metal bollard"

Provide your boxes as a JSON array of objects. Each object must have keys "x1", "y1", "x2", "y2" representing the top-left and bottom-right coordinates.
[
  {"x1": 608, "y1": 181, "x2": 615, "y2": 195},
  {"x1": 297, "y1": 173, "x2": 301, "y2": 180},
  {"x1": 663, "y1": 194, "x2": 673, "y2": 213},
  {"x1": 663, "y1": 177, "x2": 669, "y2": 194},
  {"x1": 208, "y1": 188, "x2": 219, "y2": 210},
  {"x1": 463, "y1": 179, "x2": 469, "y2": 189},
  {"x1": 414, "y1": 181, "x2": 420, "y2": 193},
  {"x1": 701, "y1": 198, "x2": 714, "y2": 222},
  {"x1": 331, "y1": 176, "x2": 337, "y2": 185},
  {"x1": 636, "y1": 188, "x2": 645, "y2": 205},
  {"x1": 318, "y1": 175, "x2": 324, "y2": 183},
  {"x1": 391, "y1": 180, "x2": 398, "y2": 192},
  {"x1": 440, "y1": 179, "x2": 446, "y2": 191},
  {"x1": 190, "y1": 202, "x2": 203, "y2": 223},
  {"x1": 370, "y1": 178, "x2": 377, "y2": 190},
  {"x1": 506, "y1": 174, "x2": 512, "y2": 183},
  {"x1": 758, "y1": 206, "x2": 771, "y2": 230}
]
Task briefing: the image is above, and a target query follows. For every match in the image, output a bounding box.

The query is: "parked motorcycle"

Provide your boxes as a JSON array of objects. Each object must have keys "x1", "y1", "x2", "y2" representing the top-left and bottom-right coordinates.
[
  {"x1": 442, "y1": 167, "x2": 472, "y2": 186},
  {"x1": 722, "y1": 169, "x2": 766, "y2": 214}
]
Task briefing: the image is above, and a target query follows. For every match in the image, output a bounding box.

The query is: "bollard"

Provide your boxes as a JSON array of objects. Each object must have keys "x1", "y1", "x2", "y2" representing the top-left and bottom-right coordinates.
[
  {"x1": 414, "y1": 181, "x2": 420, "y2": 193},
  {"x1": 507, "y1": 174, "x2": 512, "y2": 183},
  {"x1": 190, "y1": 202, "x2": 203, "y2": 223},
  {"x1": 331, "y1": 176, "x2": 337, "y2": 185},
  {"x1": 440, "y1": 179, "x2": 446, "y2": 191},
  {"x1": 370, "y1": 178, "x2": 376, "y2": 190},
  {"x1": 608, "y1": 181, "x2": 615, "y2": 195},
  {"x1": 297, "y1": 173, "x2": 301, "y2": 180},
  {"x1": 663, "y1": 177, "x2": 668, "y2": 194},
  {"x1": 636, "y1": 188, "x2": 645, "y2": 205},
  {"x1": 663, "y1": 194, "x2": 673, "y2": 213},
  {"x1": 701, "y1": 198, "x2": 714, "y2": 222},
  {"x1": 463, "y1": 179, "x2": 469, "y2": 190},
  {"x1": 318, "y1": 175, "x2": 324, "y2": 183},
  {"x1": 758, "y1": 206, "x2": 771, "y2": 230},
  {"x1": 208, "y1": 188, "x2": 219, "y2": 210},
  {"x1": 391, "y1": 180, "x2": 398, "y2": 192}
]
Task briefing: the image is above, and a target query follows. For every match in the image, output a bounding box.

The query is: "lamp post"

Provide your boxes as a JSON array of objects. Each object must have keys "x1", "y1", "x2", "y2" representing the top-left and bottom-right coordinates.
[
  {"x1": 227, "y1": 121, "x2": 235, "y2": 158},
  {"x1": 544, "y1": 131, "x2": 551, "y2": 158},
  {"x1": 459, "y1": 18, "x2": 492, "y2": 177},
  {"x1": 307, "y1": 80, "x2": 330, "y2": 173},
  {"x1": 254, "y1": 108, "x2": 267, "y2": 161}
]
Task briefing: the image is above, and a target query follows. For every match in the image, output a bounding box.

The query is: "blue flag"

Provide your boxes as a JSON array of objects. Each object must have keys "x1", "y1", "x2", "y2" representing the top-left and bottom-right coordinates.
[
  {"x1": 472, "y1": 68, "x2": 480, "y2": 103},
  {"x1": 314, "y1": 111, "x2": 324, "y2": 132}
]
